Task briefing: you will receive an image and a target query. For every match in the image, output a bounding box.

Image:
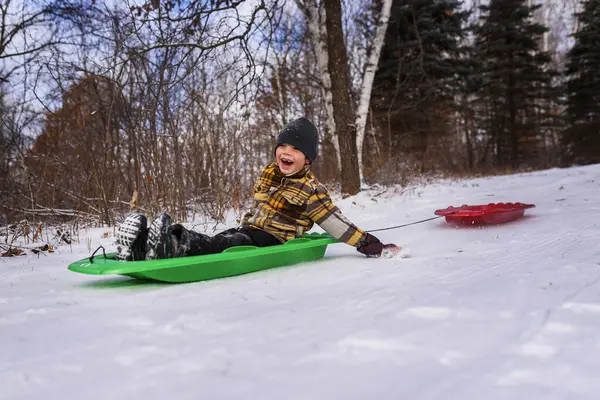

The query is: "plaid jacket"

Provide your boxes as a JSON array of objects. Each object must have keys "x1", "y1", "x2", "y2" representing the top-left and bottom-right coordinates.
[{"x1": 242, "y1": 162, "x2": 368, "y2": 246}]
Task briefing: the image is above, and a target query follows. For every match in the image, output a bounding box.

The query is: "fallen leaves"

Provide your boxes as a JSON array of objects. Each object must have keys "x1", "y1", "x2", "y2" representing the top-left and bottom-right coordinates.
[
  {"x1": 31, "y1": 244, "x2": 54, "y2": 255},
  {"x1": 1, "y1": 244, "x2": 54, "y2": 257},
  {"x1": 1, "y1": 248, "x2": 25, "y2": 257}
]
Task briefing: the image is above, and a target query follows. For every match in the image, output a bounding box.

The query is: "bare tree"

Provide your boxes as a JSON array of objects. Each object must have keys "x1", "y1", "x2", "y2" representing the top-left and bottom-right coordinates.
[
  {"x1": 295, "y1": 0, "x2": 341, "y2": 172},
  {"x1": 0, "y1": 87, "x2": 32, "y2": 223},
  {"x1": 0, "y1": 0, "x2": 92, "y2": 82},
  {"x1": 120, "y1": 0, "x2": 278, "y2": 109},
  {"x1": 324, "y1": 0, "x2": 360, "y2": 195},
  {"x1": 355, "y1": 0, "x2": 392, "y2": 184}
]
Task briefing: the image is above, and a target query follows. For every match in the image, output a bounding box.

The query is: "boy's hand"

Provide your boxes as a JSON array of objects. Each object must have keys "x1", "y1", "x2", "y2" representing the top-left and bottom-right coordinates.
[
  {"x1": 357, "y1": 233, "x2": 401, "y2": 258},
  {"x1": 357, "y1": 233, "x2": 382, "y2": 256}
]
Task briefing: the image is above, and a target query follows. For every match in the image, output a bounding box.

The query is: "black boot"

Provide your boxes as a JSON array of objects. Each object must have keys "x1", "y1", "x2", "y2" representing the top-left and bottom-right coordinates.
[
  {"x1": 146, "y1": 212, "x2": 174, "y2": 260},
  {"x1": 169, "y1": 224, "x2": 193, "y2": 258},
  {"x1": 115, "y1": 212, "x2": 148, "y2": 261}
]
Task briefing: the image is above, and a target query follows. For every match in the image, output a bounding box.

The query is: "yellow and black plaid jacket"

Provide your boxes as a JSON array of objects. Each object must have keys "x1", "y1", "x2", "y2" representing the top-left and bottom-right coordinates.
[{"x1": 242, "y1": 162, "x2": 367, "y2": 246}]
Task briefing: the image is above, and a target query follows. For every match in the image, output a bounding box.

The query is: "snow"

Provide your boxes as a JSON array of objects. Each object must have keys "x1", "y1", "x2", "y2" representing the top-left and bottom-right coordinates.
[{"x1": 2, "y1": 165, "x2": 600, "y2": 399}]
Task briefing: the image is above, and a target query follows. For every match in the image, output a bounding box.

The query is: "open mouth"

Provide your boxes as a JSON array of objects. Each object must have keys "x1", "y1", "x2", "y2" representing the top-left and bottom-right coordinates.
[{"x1": 280, "y1": 157, "x2": 294, "y2": 167}]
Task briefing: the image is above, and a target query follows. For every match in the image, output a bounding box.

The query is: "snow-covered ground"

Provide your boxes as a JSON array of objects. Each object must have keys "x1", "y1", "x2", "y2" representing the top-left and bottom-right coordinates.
[{"x1": 2, "y1": 165, "x2": 600, "y2": 400}]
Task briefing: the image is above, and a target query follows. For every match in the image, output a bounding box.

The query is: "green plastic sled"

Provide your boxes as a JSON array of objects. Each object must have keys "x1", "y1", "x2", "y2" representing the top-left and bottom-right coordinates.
[{"x1": 68, "y1": 232, "x2": 339, "y2": 283}]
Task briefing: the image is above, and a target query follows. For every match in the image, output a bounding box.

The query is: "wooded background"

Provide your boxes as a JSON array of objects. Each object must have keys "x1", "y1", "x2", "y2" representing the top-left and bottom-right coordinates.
[{"x1": 1, "y1": 0, "x2": 598, "y2": 227}]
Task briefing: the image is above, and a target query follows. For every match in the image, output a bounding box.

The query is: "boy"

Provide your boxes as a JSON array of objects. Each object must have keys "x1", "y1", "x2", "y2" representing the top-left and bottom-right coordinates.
[{"x1": 115, "y1": 117, "x2": 397, "y2": 261}]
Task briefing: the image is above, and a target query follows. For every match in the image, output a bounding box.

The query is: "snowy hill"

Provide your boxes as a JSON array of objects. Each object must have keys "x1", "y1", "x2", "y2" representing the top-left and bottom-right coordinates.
[{"x1": 2, "y1": 165, "x2": 600, "y2": 400}]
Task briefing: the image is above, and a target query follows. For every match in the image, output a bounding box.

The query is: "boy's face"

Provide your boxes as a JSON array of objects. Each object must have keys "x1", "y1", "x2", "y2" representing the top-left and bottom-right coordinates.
[{"x1": 276, "y1": 144, "x2": 309, "y2": 175}]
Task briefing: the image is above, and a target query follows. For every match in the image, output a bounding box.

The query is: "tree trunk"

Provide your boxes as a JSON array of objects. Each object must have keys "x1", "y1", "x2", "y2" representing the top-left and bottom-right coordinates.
[
  {"x1": 324, "y1": 0, "x2": 360, "y2": 195},
  {"x1": 355, "y1": 0, "x2": 393, "y2": 184},
  {"x1": 296, "y1": 0, "x2": 341, "y2": 173},
  {"x1": 508, "y1": 72, "x2": 518, "y2": 169}
]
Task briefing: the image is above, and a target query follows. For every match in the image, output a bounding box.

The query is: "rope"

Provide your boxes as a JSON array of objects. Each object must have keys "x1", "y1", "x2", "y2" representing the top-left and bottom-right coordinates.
[{"x1": 365, "y1": 214, "x2": 452, "y2": 233}]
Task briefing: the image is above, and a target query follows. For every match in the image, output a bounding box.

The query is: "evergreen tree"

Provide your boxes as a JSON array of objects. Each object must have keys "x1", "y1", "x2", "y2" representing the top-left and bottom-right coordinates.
[
  {"x1": 564, "y1": 0, "x2": 600, "y2": 165},
  {"x1": 473, "y1": 0, "x2": 554, "y2": 169},
  {"x1": 370, "y1": 0, "x2": 470, "y2": 173}
]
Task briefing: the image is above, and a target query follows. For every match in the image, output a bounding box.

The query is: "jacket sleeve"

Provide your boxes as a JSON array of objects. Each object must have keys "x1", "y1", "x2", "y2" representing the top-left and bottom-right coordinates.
[
  {"x1": 305, "y1": 183, "x2": 368, "y2": 247},
  {"x1": 241, "y1": 166, "x2": 271, "y2": 225}
]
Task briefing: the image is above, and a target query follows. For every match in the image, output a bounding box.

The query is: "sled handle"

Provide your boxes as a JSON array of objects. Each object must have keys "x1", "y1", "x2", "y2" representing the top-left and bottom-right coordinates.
[{"x1": 89, "y1": 245, "x2": 107, "y2": 263}]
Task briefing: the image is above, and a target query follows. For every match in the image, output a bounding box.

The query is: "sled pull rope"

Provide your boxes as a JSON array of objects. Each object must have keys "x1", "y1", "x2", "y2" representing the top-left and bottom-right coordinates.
[
  {"x1": 366, "y1": 212, "x2": 456, "y2": 233},
  {"x1": 89, "y1": 245, "x2": 107, "y2": 263}
]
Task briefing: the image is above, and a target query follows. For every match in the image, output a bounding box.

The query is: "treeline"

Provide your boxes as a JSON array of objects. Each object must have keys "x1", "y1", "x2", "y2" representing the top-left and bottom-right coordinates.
[{"x1": 0, "y1": 0, "x2": 598, "y2": 226}]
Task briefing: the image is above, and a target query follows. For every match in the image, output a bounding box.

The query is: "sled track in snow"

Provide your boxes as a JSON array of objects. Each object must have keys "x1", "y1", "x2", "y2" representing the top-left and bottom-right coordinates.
[
  {"x1": 431, "y1": 218, "x2": 600, "y2": 287},
  {"x1": 348, "y1": 217, "x2": 600, "y2": 307}
]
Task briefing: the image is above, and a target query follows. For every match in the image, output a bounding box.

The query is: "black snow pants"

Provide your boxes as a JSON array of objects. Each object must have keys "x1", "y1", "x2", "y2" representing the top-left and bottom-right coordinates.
[{"x1": 170, "y1": 224, "x2": 282, "y2": 257}]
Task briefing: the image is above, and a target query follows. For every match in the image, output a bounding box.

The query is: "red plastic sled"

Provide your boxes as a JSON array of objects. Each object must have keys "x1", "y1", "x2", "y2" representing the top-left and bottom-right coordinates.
[{"x1": 435, "y1": 202, "x2": 535, "y2": 226}]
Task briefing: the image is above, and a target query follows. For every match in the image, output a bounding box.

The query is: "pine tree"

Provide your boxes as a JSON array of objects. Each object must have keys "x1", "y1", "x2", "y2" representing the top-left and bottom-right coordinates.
[
  {"x1": 564, "y1": 0, "x2": 600, "y2": 165},
  {"x1": 370, "y1": 0, "x2": 470, "y2": 173},
  {"x1": 473, "y1": 0, "x2": 554, "y2": 169}
]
